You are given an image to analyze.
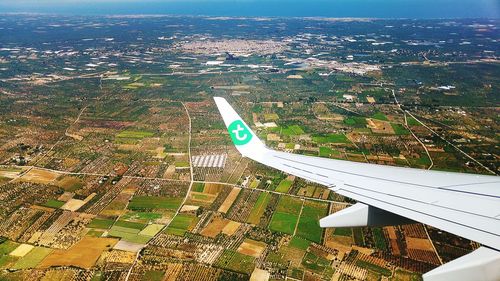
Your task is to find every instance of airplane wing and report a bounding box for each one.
[213,97,500,281]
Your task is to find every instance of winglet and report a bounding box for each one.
[213,97,266,159]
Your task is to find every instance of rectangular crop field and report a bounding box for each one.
[289,236,311,250]
[165,214,197,236]
[269,194,302,234]
[391,123,410,135]
[114,220,146,230]
[269,212,299,235]
[88,218,115,229]
[39,237,117,269]
[116,130,154,139]
[42,199,65,209]
[120,211,162,223]
[275,179,293,193]
[296,200,329,243]
[313,134,350,144]
[282,125,305,136]
[12,247,52,269]
[215,250,255,274]
[218,187,241,213]
[247,192,271,224]
[128,196,183,210]
[275,196,303,214]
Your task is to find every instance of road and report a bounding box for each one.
[391,89,434,170]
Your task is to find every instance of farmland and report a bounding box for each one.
[165,214,197,236]
[275,178,293,193]
[296,200,329,243]
[269,195,302,235]
[215,250,255,274]
[12,247,52,269]
[128,196,183,210]
[39,237,118,269]
[313,133,350,144]
[247,192,271,224]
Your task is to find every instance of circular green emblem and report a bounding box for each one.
[228,120,252,146]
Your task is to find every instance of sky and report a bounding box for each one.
[0,0,499,18]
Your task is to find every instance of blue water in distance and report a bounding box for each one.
[0,0,498,18]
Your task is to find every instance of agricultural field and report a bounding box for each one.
[313,133,350,144]
[215,250,256,274]
[42,199,65,209]
[275,177,294,193]
[247,192,271,224]
[39,237,118,269]
[296,200,329,243]
[12,247,53,270]
[87,218,115,229]
[269,195,302,235]
[164,214,197,236]
[128,196,183,211]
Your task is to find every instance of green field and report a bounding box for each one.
[139,224,164,237]
[301,251,331,274]
[275,196,303,214]
[333,227,353,237]
[289,236,311,250]
[353,228,365,246]
[86,229,104,237]
[88,218,115,229]
[164,214,196,236]
[191,193,211,201]
[192,182,204,192]
[406,116,421,126]
[344,116,368,127]
[356,260,392,276]
[247,192,271,224]
[269,194,303,234]
[296,201,329,243]
[372,112,389,121]
[313,133,350,144]
[109,225,140,235]
[319,146,341,158]
[0,254,18,268]
[372,227,388,251]
[264,113,279,121]
[393,269,423,281]
[215,250,255,274]
[391,123,411,135]
[415,154,432,166]
[128,196,183,210]
[108,226,150,244]
[275,179,293,193]
[116,130,154,139]
[0,240,19,255]
[288,268,305,280]
[249,179,260,189]
[0,240,20,268]
[142,270,165,281]
[12,247,52,269]
[269,212,299,235]
[175,160,190,168]
[42,199,65,208]
[120,211,162,223]
[282,125,305,136]
[114,220,146,230]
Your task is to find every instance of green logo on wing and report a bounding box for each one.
[228,120,252,146]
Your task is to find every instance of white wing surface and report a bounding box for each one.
[214,97,500,281]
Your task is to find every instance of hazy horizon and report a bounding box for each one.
[0,0,499,19]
